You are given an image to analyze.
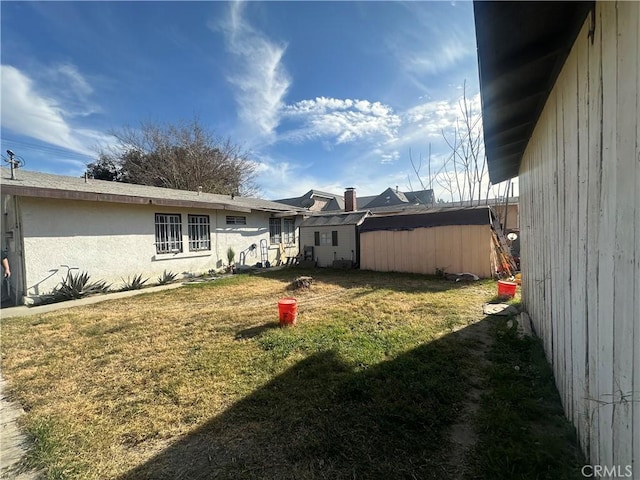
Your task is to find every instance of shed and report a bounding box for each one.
[359,207,498,278]
[298,212,369,267]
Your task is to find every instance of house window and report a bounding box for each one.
[269,218,281,244]
[155,214,182,254]
[314,230,338,246]
[226,215,247,225]
[283,218,295,244]
[188,215,211,251]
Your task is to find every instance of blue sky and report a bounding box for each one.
[1,1,495,200]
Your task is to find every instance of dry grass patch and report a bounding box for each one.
[2,270,494,479]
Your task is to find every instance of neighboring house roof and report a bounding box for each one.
[275,188,434,212]
[299,211,369,228]
[275,189,345,211]
[359,206,494,233]
[0,168,303,215]
[474,1,592,183]
[362,187,409,209]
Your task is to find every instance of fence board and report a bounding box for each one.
[596,2,617,466]
[585,4,603,460]
[612,1,636,467]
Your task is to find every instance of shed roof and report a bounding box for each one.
[299,211,369,228]
[359,206,494,233]
[474,1,593,183]
[0,168,302,215]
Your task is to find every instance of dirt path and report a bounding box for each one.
[443,317,495,478]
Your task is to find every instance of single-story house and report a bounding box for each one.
[475,0,638,468]
[0,167,304,305]
[297,211,369,268]
[359,206,500,278]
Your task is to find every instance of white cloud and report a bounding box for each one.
[213,2,291,141]
[282,97,401,145]
[403,40,471,76]
[0,64,110,157]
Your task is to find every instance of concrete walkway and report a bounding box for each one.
[0,282,184,319]
[0,378,42,479]
[0,281,187,477]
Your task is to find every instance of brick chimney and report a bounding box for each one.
[344,187,357,212]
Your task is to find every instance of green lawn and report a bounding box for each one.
[0,269,583,479]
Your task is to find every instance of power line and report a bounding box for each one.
[0,138,96,159]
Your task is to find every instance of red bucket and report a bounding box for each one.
[497,280,517,299]
[278,297,298,326]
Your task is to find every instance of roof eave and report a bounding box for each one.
[474,1,593,184]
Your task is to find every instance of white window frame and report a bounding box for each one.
[320,231,332,245]
[269,218,282,244]
[283,218,295,244]
[188,215,211,251]
[155,213,183,254]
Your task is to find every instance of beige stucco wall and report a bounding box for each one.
[18,197,289,296]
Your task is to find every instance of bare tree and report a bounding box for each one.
[409,81,509,205]
[87,118,258,196]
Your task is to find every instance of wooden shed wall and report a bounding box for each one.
[299,225,357,267]
[360,225,495,278]
[519,1,639,468]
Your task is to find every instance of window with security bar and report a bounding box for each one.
[188,215,211,251]
[283,218,295,244]
[269,218,281,244]
[155,213,183,254]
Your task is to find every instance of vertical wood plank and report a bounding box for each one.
[612,0,636,467]
[597,1,617,467]
[634,1,640,470]
[562,43,580,429]
[576,16,592,454]
[551,87,563,388]
[586,3,603,461]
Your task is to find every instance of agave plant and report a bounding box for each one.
[157,270,178,285]
[46,271,110,302]
[120,273,149,291]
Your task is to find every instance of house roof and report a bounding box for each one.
[275,187,434,212]
[359,206,494,233]
[275,189,345,211]
[0,168,303,215]
[299,211,369,228]
[474,1,593,183]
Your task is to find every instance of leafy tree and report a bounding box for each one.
[87,119,258,195]
[85,154,120,181]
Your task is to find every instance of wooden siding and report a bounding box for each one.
[519,2,639,468]
[299,225,357,267]
[360,225,495,278]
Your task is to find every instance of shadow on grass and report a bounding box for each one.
[117,322,485,480]
[234,322,280,340]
